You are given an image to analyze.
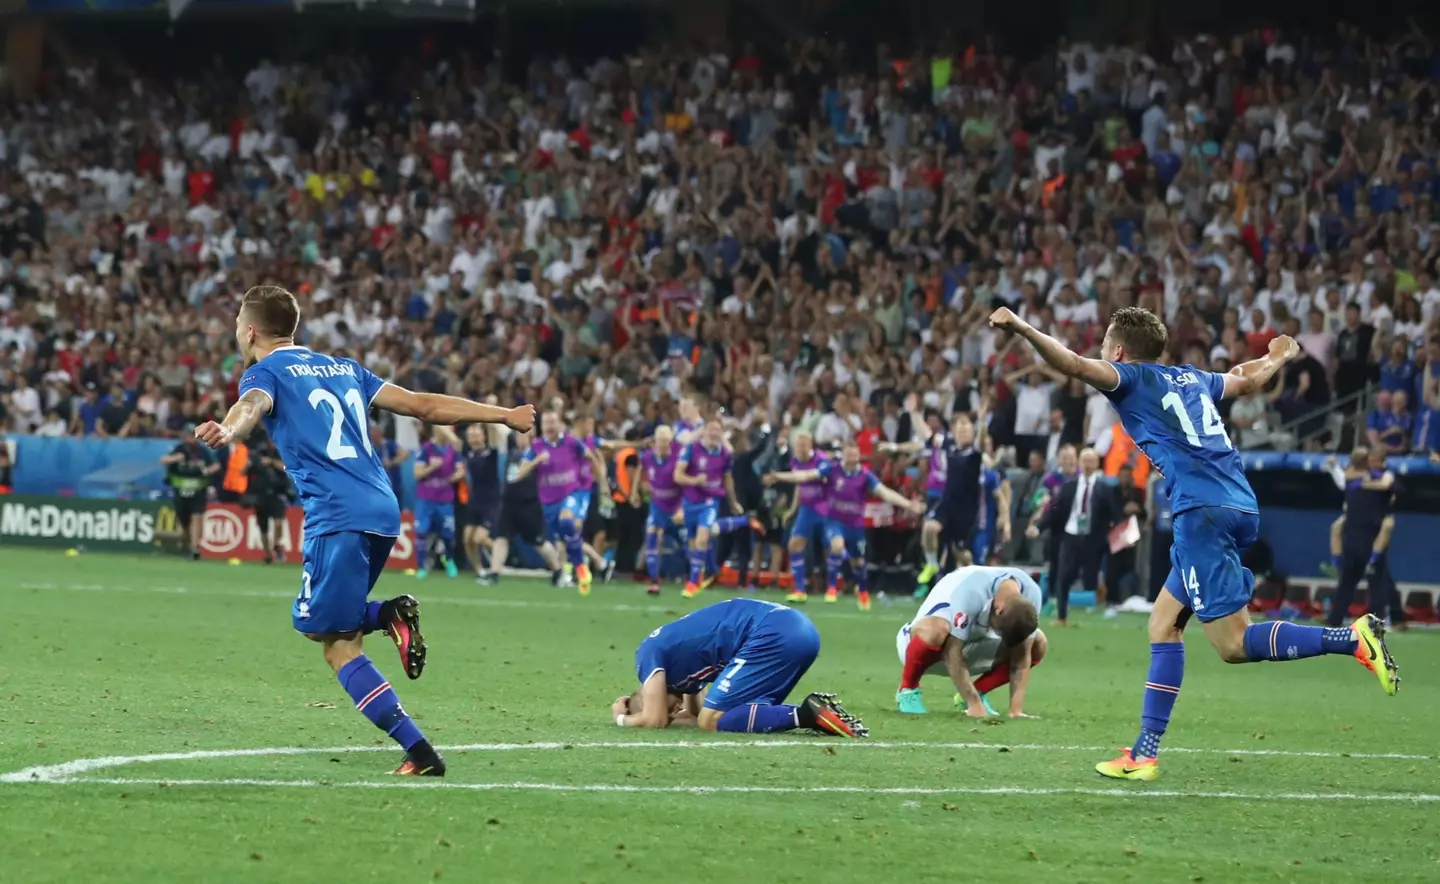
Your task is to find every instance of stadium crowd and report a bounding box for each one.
[3,24,1440,594]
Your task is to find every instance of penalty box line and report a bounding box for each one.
[13,776,1440,803]
[1,740,1432,785]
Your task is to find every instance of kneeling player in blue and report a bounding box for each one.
[993,305,1400,782]
[611,598,868,737]
[196,285,536,776]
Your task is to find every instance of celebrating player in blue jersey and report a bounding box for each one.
[631,425,686,596]
[413,425,463,579]
[989,305,1399,782]
[765,439,924,610]
[195,285,535,777]
[674,416,762,599]
[610,598,868,737]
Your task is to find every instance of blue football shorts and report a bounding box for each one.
[702,608,821,712]
[295,531,396,634]
[1164,507,1260,622]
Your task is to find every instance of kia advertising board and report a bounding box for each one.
[195,502,417,569]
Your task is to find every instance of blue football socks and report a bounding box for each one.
[338,655,424,750]
[716,704,800,733]
[361,601,385,634]
[644,529,661,581]
[715,515,749,534]
[790,549,808,594]
[1242,622,1357,662]
[688,544,707,584]
[1131,642,1183,759]
[826,548,845,588]
[560,519,584,567]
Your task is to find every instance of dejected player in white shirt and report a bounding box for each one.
[894,565,1046,717]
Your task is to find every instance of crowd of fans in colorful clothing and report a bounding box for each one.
[3,24,1440,571]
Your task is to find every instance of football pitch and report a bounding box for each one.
[2,550,1437,883]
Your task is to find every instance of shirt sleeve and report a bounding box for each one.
[815,460,834,480]
[863,470,880,493]
[634,639,667,686]
[238,363,277,410]
[1104,361,1142,402]
[677,444,693,465]
[1204,370,1227,404]
[947,582,986,641]
[355,362,388,406]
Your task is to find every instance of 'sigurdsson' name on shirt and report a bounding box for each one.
[282,362,358,379]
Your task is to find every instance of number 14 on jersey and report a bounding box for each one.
[1160,391,1232,449]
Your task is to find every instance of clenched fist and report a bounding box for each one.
[989,307,1023,331]
[506,404,537,433]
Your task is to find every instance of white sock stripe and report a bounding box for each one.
[355,682,392,712]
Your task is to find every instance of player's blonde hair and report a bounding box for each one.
[240,285,301,339]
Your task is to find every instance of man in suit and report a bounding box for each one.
[1039,447,1121,625]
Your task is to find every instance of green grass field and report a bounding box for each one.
[2,549,1437,883]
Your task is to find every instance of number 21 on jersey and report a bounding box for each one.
[309,388,374,461]
[1160,391,1231,449]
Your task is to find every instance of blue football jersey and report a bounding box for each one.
[635,598,788,694]
[1103,362,1257,517]
[238,346,401,538]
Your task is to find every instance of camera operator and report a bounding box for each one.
[162,429,219,560]
[246,431,293,564]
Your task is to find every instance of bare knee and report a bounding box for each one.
[913,616,951,647]
[829,537,846,556]
[319,633,364,672]
[788,537,807,554]
[1215,638,1249,664]
[1146,598,1187,644]
[1029,629,1049,665]
[923,520,940,539]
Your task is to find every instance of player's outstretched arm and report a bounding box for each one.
[879,440,927,455]
[195,389,273,448]
[762,468,822,485]
[1222,335,1298,399]
[372,384,536,431]
[989,308,1120,392]
[873,481,925,514]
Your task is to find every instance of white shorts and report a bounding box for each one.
[895,622,1004,678]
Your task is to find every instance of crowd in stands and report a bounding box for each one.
[4,23,1440,477]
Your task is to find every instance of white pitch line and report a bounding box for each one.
[14,776,1440,803]
[2,740,1431,784]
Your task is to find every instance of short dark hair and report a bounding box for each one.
[1107,306,1168,361]
[240,285,300,339]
